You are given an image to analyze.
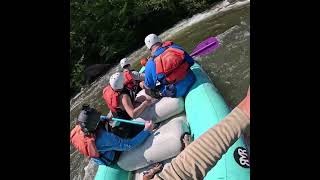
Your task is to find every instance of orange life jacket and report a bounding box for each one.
[154,41,190,84]
[102,85,120,113]
[140,58,148,66]
[70,125,100,158]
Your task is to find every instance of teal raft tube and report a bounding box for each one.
[185,63,250,180]
[95,63,250,180]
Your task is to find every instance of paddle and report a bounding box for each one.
[111,117,145,126]
[110,37,221,126]
[100,115,145,126]
[190,36,219,57]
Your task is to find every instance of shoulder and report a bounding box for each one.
[145,60,156,70]
[170,43,184,51]
[119,92,132,103]
[119,92,129,99]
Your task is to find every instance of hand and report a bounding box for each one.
[144,120,154,131]
[144,99,153,106]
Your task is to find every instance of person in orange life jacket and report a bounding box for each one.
[70,104,154,166]
[103,72,153,120]
[143,34,196,98]
[120,57,145,94]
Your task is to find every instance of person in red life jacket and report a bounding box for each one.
[120,57,145,94]
[103,72,154,138]
[143,34,196,98]
[103,72,153,121]
[70,104,154,166]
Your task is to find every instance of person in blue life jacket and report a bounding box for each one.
[70,105,154,166]
[143,34,196,98]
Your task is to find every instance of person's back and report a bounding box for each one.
[93,117,153,165]
[70,104,154,166]
[143,34,195,98]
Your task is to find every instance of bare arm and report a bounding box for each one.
[150,89,250,180]
[121,94,151,119]
[151,108,250,180]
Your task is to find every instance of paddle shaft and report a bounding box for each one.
[111,118,145,126]
[190,40,217,57]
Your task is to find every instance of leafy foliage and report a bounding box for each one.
[70,0,221,97]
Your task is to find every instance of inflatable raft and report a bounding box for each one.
[95,62,250,180]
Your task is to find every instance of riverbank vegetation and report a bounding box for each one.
[70,0,221,97]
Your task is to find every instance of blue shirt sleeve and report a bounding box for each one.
[144,59,157,89]
[109,130,151,151]
[96,129,151,152]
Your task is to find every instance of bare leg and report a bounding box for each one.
[181,133,192,151]
[182,133,191,148]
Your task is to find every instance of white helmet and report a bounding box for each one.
[109,72,124,90]
[145,34,162,49]
[120,58,130,68]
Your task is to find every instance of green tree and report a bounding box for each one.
[70,0,220,97]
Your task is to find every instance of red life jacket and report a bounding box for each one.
[102,85,120,113]
[154,41,190,84]
[70,125,100,158]
[103,85,135,120]
[123,70,135,90]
